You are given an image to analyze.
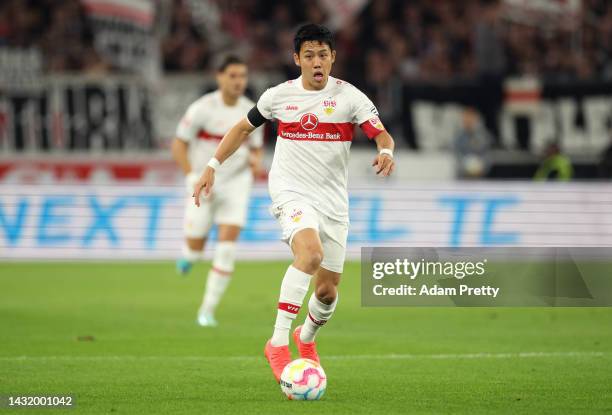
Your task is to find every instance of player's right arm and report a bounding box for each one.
[193,118,256,206]
[172,137,204,196]
[171,138,191,175]
[174,102,203,195]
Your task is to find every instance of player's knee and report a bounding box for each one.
[315,283,337,305]
[305,249,324,272]
[186,237,206,251]
[295,246,323,273]
[213,241,237,272]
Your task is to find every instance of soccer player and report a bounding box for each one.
[171,55,264,327]
[193,24,395,380]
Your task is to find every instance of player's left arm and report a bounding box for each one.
[372,130,395,176]
[351,86,396,177]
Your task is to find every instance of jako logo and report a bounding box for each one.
[300,113,319,130]
[285,105,298,111]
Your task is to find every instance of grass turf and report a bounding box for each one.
[0,261,611,414]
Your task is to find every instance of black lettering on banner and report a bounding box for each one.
[0,79,154,151]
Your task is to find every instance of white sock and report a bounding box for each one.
[182,244,201,262]
[270,265,312,346]
[200,241,236,316]
[300,293,338,343]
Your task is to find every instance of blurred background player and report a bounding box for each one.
[193,24,395,381]
[454,107,492,179]
[171,55,264,327]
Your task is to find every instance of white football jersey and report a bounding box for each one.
[176,90,264,182]
[253,76,385,222]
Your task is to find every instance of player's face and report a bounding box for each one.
[294,41,336,90]
[217,64,248,99]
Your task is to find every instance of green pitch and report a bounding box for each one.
[1,262,611,414]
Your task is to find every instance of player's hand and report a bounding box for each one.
[193,167,215,207]
[372,153,395,176]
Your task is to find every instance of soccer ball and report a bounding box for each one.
[279,358,327,400]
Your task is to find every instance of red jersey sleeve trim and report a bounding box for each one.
[359,117,385,139]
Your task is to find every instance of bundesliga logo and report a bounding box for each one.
[369,117,385,131]
[300,113,319,130]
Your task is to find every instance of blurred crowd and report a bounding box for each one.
[1,0,611,81]
[164,0,612,83]
[0,0,109,73]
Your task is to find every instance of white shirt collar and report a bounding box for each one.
[295,75,335,93]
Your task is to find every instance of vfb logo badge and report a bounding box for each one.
[323,99,336,115]
[300,113,319,131]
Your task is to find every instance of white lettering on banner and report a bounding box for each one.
[0,79,153,151]
[412,102,462,151]
[1,183,611,260]
[414,98,612,155]
[0,48,43,89]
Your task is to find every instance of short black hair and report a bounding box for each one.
[293,23,335,54]
[217,55,245,72]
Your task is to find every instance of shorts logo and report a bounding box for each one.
[369,116,385,131]
[290,208,303,222]
[323,99,336,115]
[285,105,299,111]
[300,113,319,131]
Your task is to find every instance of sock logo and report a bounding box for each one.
[211,266,232,277]
[308,313,327,326]
[279,302,301,314]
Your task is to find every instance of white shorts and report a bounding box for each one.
[270,199,349,274]
[184,172,252,238]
